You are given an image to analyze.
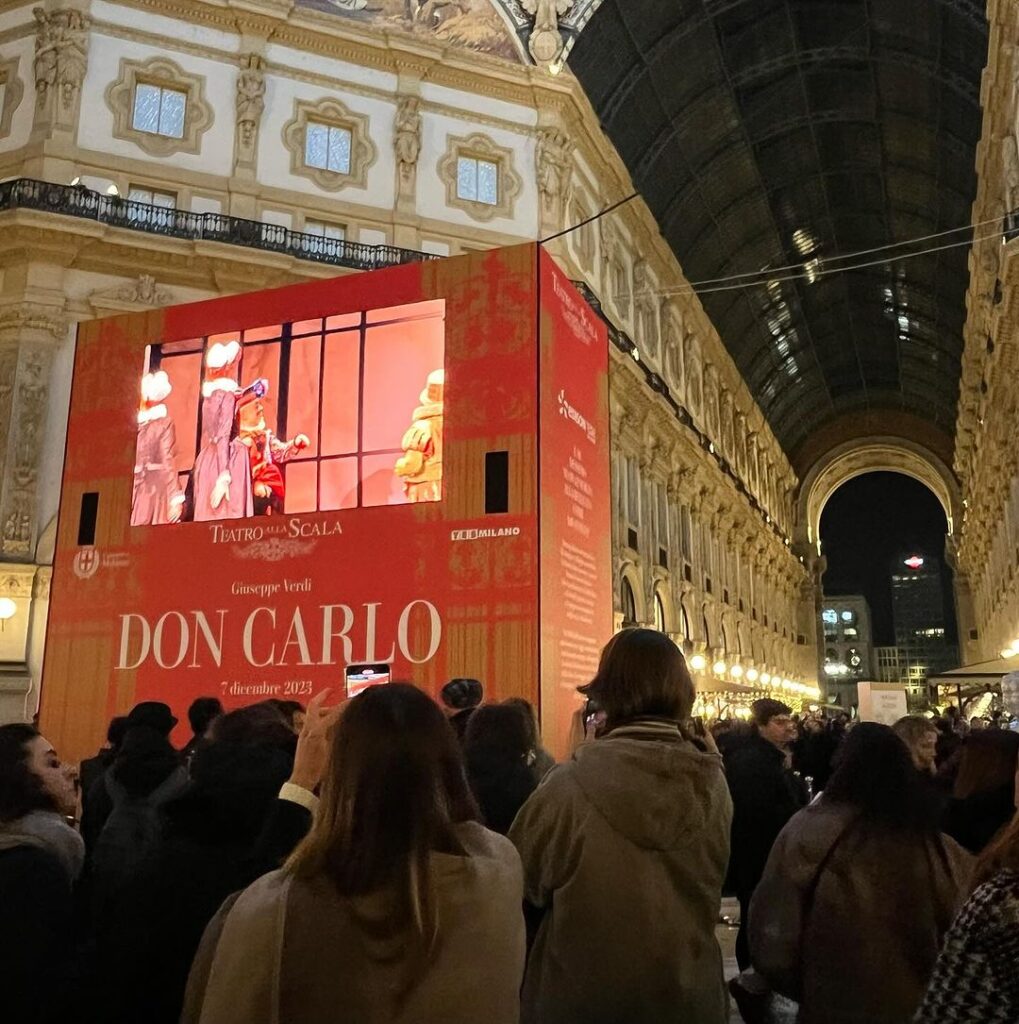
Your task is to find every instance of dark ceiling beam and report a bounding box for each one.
[568,0,985,452]
[728,45,980,105]
[652,142,975,239]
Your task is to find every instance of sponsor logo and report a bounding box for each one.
[450,527,522,542]
[73,547,101,579]
[557,390,597,444]
[552,275,597,346]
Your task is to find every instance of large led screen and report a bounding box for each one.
[130,299,445,524]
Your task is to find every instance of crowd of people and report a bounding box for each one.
[1,629,1017,1023]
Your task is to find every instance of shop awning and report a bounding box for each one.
[928,656,1017,688]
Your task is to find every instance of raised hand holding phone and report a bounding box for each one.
[289,688,345,793]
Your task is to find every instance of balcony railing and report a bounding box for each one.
[0,178,434,272]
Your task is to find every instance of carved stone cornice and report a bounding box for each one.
[0,565,35,597]
[88,275,175,315]
[0,301,68,342]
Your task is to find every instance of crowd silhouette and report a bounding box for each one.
[2,627,1017,1023]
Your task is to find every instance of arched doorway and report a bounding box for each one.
[818,472,959,711]
[799,437,961,555]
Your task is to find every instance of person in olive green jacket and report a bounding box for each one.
[509,628,733,1024]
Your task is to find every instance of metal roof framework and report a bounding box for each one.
[569,0,989,453]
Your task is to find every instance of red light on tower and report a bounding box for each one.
[904,556,924,570]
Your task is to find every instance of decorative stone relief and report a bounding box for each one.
[566,189,595,270]
[395,96,422,199]
[1002,133,1019,215]
[520,1,574,67]
[0,304,64,562]
[33,565,52,600]
[33,7,89,119]
[661,302,683,389]
[89,275,174,314]
[720,391,734,459]
[0,568,35,598]
[536,126,571,228]
[633,260,659,360]
[235,54,266,169]
[0,57,25,139]
[703,365,720,440]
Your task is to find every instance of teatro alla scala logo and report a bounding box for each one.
[73,546,101,580]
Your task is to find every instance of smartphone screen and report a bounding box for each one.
[344,663,391,699]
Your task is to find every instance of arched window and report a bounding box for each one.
[679,602,691,641]
[721,620,732,654]
[621,578,637,628]
[654,591,666,632]
[703,611,712,648]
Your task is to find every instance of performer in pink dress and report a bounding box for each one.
[131,370,185,526]
[192,340,264,522]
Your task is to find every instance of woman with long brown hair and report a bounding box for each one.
[182,684,525,1024]
[749,723,971,1024]
[916,771,1019,1022]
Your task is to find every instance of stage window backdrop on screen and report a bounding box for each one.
[131,299,445,525]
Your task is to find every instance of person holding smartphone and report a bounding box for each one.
[509,628,732,1024]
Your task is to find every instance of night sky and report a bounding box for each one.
[819,472,957,645]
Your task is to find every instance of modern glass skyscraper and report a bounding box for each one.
[890,554,958,687]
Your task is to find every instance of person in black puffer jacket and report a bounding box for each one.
[93,702,305,1024]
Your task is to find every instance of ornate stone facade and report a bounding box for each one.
[0,0,816,720]
[952,2,1019,665]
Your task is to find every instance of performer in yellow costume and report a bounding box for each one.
[395,369,444,503]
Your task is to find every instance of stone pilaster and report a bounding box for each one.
[0,303,67,563]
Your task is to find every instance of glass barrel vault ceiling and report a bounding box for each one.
[569,0,989,455]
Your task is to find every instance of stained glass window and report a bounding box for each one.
[305,121,352,174]
[456,156,499,205]
[132,83,186,138]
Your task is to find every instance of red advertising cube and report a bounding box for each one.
[41,244,611,761]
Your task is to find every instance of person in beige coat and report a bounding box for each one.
[749,722,973,1024]
[509,628,733,1024]
[182,683,525,1024]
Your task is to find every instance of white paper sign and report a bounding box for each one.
[857,681,909,725]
